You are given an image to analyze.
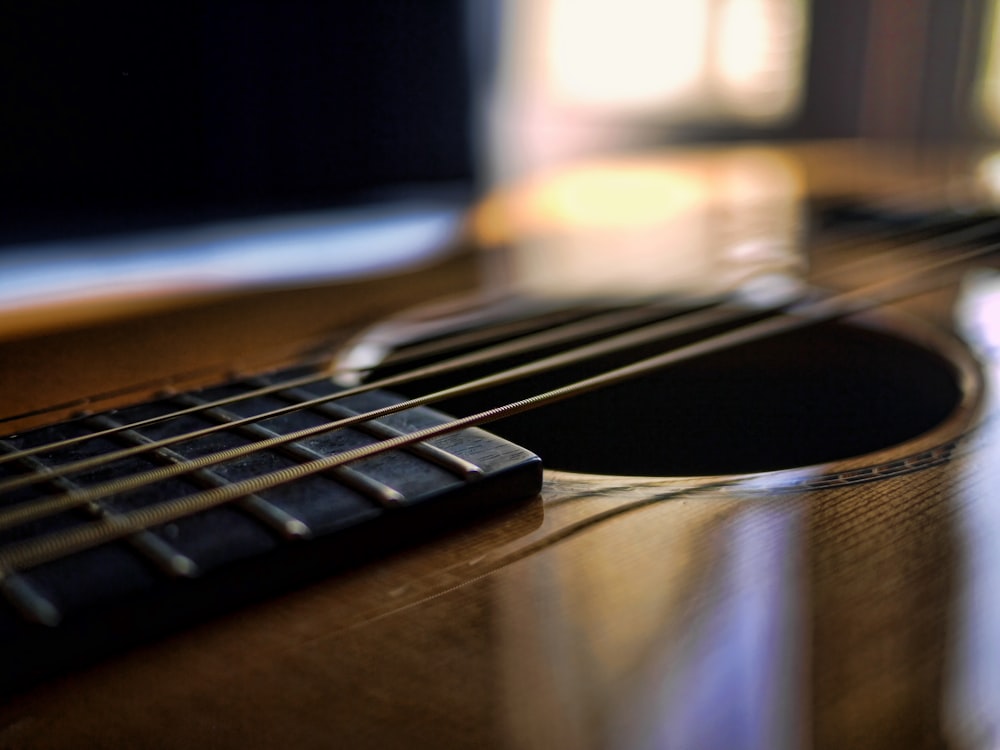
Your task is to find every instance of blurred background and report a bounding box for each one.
[4,1,999,240]
[484,0,994,174]
[2,0,1000,299]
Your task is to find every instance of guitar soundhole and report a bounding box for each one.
[382,314,966,476]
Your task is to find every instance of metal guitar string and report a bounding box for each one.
[0,303,759,526]
[0,304,697,470]
[1,207,991,513]
[0,203,990,464]
[0,209,995,474]
[0,216,994,515]
[0,237,995,574]
[0,303,604,456]
[0,303,745,497]
[363,303,607,368]
[0,204,993,468]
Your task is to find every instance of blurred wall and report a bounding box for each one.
[0,2,474,244]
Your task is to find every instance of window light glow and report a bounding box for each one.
[489,0,809,182]
[716,0,808,121]
[546,0,711,112]
[499,0,807,120]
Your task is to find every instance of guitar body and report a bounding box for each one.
[0,143,997,749]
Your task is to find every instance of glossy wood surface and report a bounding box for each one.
[1,143,998,749]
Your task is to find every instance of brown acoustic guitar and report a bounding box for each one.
[0,143,997,750]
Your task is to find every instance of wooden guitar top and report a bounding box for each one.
[0,142,998,749]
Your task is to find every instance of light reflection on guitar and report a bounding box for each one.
[0,143,999,749]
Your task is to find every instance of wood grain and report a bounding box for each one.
[0,143,998,749]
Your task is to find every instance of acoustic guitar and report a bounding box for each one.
[0,142,997,749]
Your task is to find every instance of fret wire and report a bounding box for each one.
[169,392,407,506]
[0,301,744,496]
[0,210,993,472]
[0,239,991,575]
[0,571,61,626]
[0,302,754,529]
[0,437,199,578]
[83,412,313,539]
[276,388,484,480]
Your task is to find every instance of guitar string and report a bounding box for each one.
[0,214,993,501]
[0,303,678,469]
[0,342,338,430]
[3,199,995,460]
[0,303,760,527]
[0,208,987,506]
[361,303,608,368]
[0,203,987,462]
[342,194,986,368]
[0,209,994,472]
[0,238,994,571]
[0,302,736,495]
[809,211,1000,275]
[0,369,323,465]
[0,232,995,548]
[0,302,599,464]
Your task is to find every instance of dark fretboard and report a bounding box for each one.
[0,368,541,692]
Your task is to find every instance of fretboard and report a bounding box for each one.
[0,367,541,692]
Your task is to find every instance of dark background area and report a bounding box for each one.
[794,0,987,141]
[0,1,474,245]
[0,0,989,248]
